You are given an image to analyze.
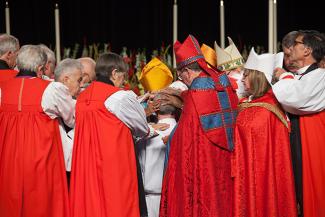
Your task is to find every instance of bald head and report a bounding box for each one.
[78,57,96,84]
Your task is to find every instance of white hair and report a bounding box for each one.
[0,33,19,56]
[54,58,83,81]
[38,44,56,71]
[16,45,47,72]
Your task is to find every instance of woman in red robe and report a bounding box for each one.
[232,49,297,217]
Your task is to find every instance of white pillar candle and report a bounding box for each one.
[173,0,178,69]
[273,0,277,53]
[55,3,61,62]
[5,1,10,34]
[268,0,274,53]
[220,0,225,49]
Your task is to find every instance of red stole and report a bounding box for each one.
[300,112,325,217]
[70,81,140,217]
[0,78,69,217]
[232,91,297,217]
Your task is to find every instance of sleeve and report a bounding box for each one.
[41,82,76,128]
[272,69,325,115]
[105,90,152,138]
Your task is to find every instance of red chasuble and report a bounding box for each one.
[300,112,325,217]
[0,78,70,217]
[232,90,297,217]
[160,74,238,217]
[0,69,18,83]
[70,81,140,217]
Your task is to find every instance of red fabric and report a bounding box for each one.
[300,112,325,217]
[0,69,18,84]
[160,90,233,217]
[0,78,69,217]
[70,81,140,217]
[232,91,297,217]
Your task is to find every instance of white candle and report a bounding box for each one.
[5,1,10,34]
[55,3,61,62]
[273,0,277,53]
[268,0,274,53]
[173,0,178,69]
[220,0,225,49]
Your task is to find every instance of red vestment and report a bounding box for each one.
[0,77,70,217]
[70,81,140,217]
[0,69,18,83]
[232,91,297,217]
[160,74,237,217]
[300,112,325,217]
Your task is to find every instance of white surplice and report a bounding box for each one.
[138,117,177,217]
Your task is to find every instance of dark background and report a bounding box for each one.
[0,0,324,54]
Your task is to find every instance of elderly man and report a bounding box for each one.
[0,45,80,217]
[0,33,19,82]
[78,57,96,87]
[50,58,83,174]
[160,35,238,217]
[273,30,325,217]
[39,44,56,80]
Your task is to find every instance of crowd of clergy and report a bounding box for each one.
[0,30,325,217]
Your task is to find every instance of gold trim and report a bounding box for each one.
[18,78,25,112]
[238,102,289,130]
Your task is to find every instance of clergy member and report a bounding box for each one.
[0,33,19,83]
[0,45,80,217]
[273,30,325,217]
[70,52,155,217]
[232,48,297,217]
[160,35,238,217]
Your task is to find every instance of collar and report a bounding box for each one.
[296,65,311,75]
[16,70,37,77]
[0,59,10,70]
[157,117,176,125]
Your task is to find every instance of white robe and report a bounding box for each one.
[272,65,325,114]
[138,117,177,217]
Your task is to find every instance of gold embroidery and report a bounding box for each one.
[239,102,289,130]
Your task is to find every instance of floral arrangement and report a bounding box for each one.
[56,41,270,95]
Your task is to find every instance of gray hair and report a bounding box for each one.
[16,45,47,72]
[282,31,299,49]
[154,93,177,115]
[0,33,19,56]
[38,44,56,71]
[54,58,83,81]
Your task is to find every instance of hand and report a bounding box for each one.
[145,99,161,116]
[153,87,182,97]
[158,94,183,109]
[162,136,169,144]
[273,67,286,79]
[150,123,170,131]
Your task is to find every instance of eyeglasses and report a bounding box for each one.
[177,68,187,81]
[293,40,304,46]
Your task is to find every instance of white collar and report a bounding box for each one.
[158,117,176,125]
[297,65,311,75]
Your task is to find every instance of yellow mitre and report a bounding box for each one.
[201,44,217,68]
[214,37,244,71]
[139,57,173,91]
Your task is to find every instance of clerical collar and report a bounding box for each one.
[16,70,37,77]
[0,59,10,70]
[296,65,311,75]
[96,75,114,86]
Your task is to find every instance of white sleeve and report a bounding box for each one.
[41,82,76,128]
[272,68,325,115]
[105,90,150,138]
[58,121,74,171]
